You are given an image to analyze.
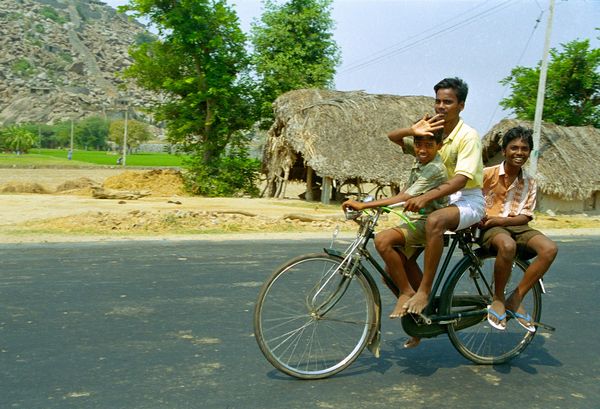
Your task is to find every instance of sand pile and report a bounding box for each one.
[102,169,186,197]
[0,182,50,194]
[0,169,187,197]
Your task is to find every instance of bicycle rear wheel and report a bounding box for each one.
[254,253,376,379]
[441,255,541,364]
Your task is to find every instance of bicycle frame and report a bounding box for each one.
[329,206,503,339]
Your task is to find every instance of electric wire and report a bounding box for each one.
[485,8,545,131]
[338,0,519,75]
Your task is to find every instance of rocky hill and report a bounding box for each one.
[0,0,158,125]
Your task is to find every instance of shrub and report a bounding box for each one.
[183,154,261,197]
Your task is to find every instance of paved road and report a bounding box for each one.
[0,235,598,409]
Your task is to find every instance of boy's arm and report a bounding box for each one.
[387,114,444,152]
[481,214,531,229]
[342,192,413,211]
[403,174,467,212]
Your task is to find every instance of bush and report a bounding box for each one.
[11,59,34,77]
[183,155,261,197]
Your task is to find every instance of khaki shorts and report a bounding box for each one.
[392,219,427,259]
[480,224,543,258]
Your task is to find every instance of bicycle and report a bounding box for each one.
[253,201,554,379]
[336,179,397,201]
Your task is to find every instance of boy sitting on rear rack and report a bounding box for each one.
[342,129,448,336]
[480,126,558,332]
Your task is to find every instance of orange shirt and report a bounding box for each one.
[483,163,536,218]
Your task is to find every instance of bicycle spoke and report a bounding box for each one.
[254,254,375,379]
[443,255,541,364]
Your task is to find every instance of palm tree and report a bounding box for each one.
[1,126,38,153]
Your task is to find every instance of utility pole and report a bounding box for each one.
[530,0,555,176]
[69,119,74,160]
[122,102,128,167]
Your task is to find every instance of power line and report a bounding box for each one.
[485,9,545,131]
[338,0,519,75]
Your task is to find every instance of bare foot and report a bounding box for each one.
[403,337,421,349]
[404,291,429,315]
[389,293,413,319]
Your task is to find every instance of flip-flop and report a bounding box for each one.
[487,305,507,330]
[507,309,536,333]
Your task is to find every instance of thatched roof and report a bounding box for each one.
[263,89,434,185]
[482,119,600,201]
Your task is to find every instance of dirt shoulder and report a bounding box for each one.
[1,168,599,244]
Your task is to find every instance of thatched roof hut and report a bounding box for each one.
[263,89,434,202]
[482,119,600,213]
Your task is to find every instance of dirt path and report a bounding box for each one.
[1,168,599,244]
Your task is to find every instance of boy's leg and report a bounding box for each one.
[374,228,414,295]
[506,233,558,313]
[405,252,423,290]
[486,229,517,328]
[404,206,460,315]
[374,227,416,318]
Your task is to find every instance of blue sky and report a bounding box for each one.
[105,0,600,134]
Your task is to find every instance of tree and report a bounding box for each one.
[250,0,341,127]
[0,126,38,153]
[120,0,259,196]
[109,119,152,150]
[500,38,600,128]
[76,116,109,150]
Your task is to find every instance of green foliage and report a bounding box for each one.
[0,126,38,153]
[183,147,261,197]
[76,116,110,150]
[134,31,156,45]
[500,38,600,128]
[109,118,152,150]
[120,0,259,196]
[250,0,341,128]
[39,6,66,24]
[11,58,34,77]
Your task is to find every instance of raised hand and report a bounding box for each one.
[411,114,444,137]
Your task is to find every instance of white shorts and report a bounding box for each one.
[449,188,485,231]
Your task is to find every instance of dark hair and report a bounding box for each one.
[502,126,534,150]
[434,77,469,103]
[414,129,443,144]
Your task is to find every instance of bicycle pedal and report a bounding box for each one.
[408,312,432,325]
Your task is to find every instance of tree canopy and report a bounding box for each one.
[500,38,600,128]
[119,0,341,196]
[251,0,341,127]
[0,126,37,153]
[120,0,259,196]
[121,0,256,160]
[109,119,152,150]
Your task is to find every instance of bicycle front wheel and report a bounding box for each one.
[254,253,376,379]
[441,255,541,364]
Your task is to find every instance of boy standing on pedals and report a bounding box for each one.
[480,126,558,332]
[342,129,448,347]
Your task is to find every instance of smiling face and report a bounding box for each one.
[502,137,531,169]
[414,136,440,165]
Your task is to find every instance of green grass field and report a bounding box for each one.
[0,149,187,167]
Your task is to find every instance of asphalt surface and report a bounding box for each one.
[0,235,598,409]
